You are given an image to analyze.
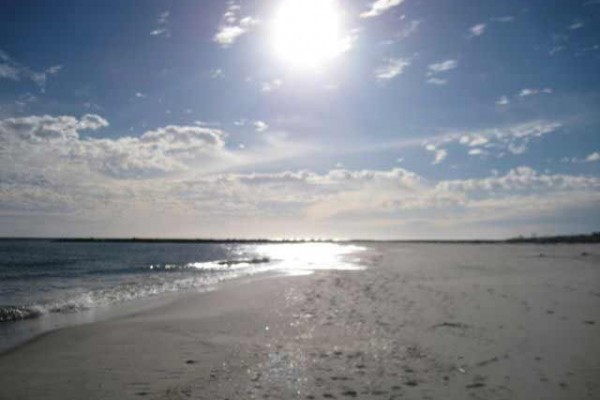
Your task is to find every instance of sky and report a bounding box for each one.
[0,0,599,239]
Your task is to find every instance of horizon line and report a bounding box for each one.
[0,233,598,244]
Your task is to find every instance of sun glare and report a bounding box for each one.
[271,0,346,70]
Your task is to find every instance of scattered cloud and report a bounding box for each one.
[194,120,221,127]
[469,23,487,37]
[426,59,457,85]
[374,58,411,81]
[214,3,259,47]
[568,21,584,30]
[210,68,225,79]
[360,0,403,19]
[519,88,553,97]
[586,152,600,162]
[438,166,599,193]
[1,116,596,237]
[425,144,448,165]
[387,20,421,43]
[428,60,458,74]
[549,45,565,56]
[260,78,283,93]
[426,77,447,85]
[232,118,269,133]
[496,96,510,106]
[253,121,269,132]
[15,92,38,107]
[77,114,110,130]
[496,88,553,105]
[339,28,362,54]
[491,16,515,23]
[563,152,600,163]
[468,148,487,156]
[150,11,170,37]
[427,121,562,158]
[0,50,61,91]
[239,166,600,226]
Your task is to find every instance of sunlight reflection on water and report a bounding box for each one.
[251,243,367,275]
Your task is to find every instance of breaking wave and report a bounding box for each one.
[1,243,366,324]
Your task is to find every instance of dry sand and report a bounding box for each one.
[0,243,598,399]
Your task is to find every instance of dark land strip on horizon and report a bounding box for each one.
[0,232,598,244]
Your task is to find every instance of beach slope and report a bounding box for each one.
[0,243,598,399]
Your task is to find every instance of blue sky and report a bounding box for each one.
[0,0,599,239]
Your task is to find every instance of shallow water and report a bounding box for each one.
[0,240,365,351]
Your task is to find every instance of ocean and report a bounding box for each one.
[0,240,365,351]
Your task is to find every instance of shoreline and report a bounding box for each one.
[0,241,369,354]
[1,243,598,399]
[0,268,292,355]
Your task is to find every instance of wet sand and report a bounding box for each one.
[0,243,598,399]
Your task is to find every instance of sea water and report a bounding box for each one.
[0,240,365,351]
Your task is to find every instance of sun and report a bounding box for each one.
[271,0,347,70]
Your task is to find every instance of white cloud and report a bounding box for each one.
[437,166,600,193]
[15,93,38,108]
[150,28,168,36]
[496,96,510,105]
[393,20,421,42]
[0,114,106,142]
[1,121,598,238]
[563,152,600,164]
[360,0,403,18]
[304,166,600,224]
[374,58,410,80]
[214,3,259,47]
[210,68,225,79]
[429,121,562,157]
[424,145,448,165]
[0,63,19,80]
[497,88,552,105]
[426,59,457,85]
[253,121,269,132]
[519,88,553,97]
[469,136,489,147]
[585,152,600,162]
[433,149,448,164]
[469,23,487,37]
[426,77,447,85]
[0,50,61,91]
[568,21,584,30]
[78,114,109,131]
[260,78,283,93]
[468,148,486,156]
[491,16,515,23]
[214,26,245,46]
[428,59,458,73]
[150,11,170,37]
[194,120,221,127]
[0,115,229,179]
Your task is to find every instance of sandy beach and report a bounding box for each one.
[0,243,598,400]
